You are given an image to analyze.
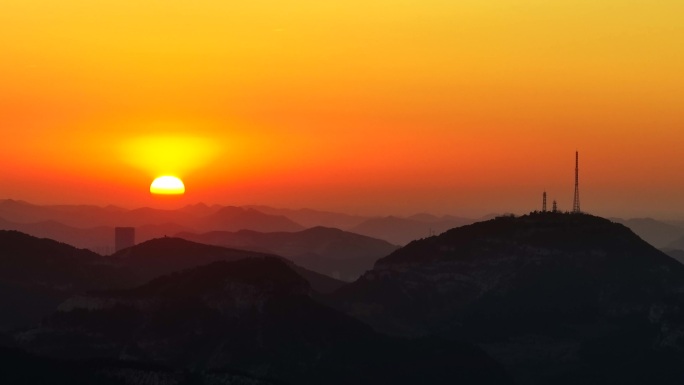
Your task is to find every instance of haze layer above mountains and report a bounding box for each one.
[3,199,684,250]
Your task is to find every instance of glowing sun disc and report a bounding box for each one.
[150,176,185,195]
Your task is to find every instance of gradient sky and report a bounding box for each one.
[1,0,683,218]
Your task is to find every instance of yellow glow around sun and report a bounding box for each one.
[150,176,186,195]
[121,125,220,176]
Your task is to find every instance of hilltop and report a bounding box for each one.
[333,212,684,384]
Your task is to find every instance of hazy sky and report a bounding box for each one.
[1,1,683,218]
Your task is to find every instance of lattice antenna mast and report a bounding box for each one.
[572,151,580,213]
[542,191,547,212]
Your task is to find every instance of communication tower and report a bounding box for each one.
[572,151,581,213]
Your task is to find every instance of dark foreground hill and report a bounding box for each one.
[332,213,684,384]
[0,344,284,385]
[16,258,512,385]
[0,232,343,332]
[0,231,131,330]
[176,226,399,281]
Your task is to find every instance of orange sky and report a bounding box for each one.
[1,0,683,218]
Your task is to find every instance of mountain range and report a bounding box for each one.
[349,214,477,245]
[176,226,399,281]
[4,199,684,251]
[112,237,346,294]
[0,199,484,250]
[4,208,684,383]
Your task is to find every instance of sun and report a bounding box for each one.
[150,176,185,195]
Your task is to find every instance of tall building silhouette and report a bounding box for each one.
[115,227,135,252]
[542,191,547,212]
[572,151,580,213]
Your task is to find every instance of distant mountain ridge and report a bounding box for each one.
[0,199,305,231]
[0,200,307,251]
[244,205,370,229]
[666,235,684,251]
[111,237,346,294]
[1,199,501,250]
[611,217,684,248]
[176,226,399,281]
[349,215,476,245]
[0,216,192,253]
[198,206,304,232]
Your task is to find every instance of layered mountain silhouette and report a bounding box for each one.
[350,215,475,245]
[18,258,512,385]
[0,216,112,252]
[196,206,304,232]
[611,217,684,248]
[0,216,193,253]
[333,213,684,384]
[0,200,303,232]
[176,226,398,281]
[0,199,489,252]
[0,200,118,226]
[177,202,225,216]
[0,200,307,252]
[112,237,345,293]
[244,205,370,229]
